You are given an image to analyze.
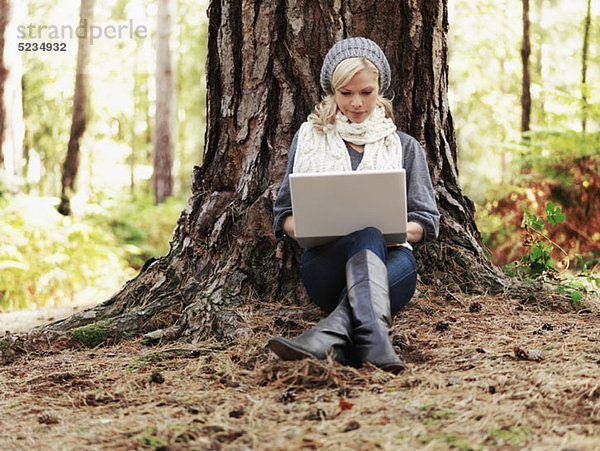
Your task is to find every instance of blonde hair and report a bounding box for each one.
[308,57,394,130]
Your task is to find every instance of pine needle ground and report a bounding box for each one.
[1,289,599,450]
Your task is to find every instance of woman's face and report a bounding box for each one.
[334,69,379,123]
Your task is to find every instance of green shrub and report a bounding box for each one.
[504,202,597,304]
[0,192,185,310]
[0,196,137,310]
[479,130,600,270]
[83,192,186,269]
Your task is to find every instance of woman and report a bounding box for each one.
[269,37,440,372]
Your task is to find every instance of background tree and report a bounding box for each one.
[0,0,8,169]
[580,0,591,132]
[0,0,25,178]
[531,0,547,127]
[58,0,94,215]
[152,0,175,204]
[521,0,532,134]
[31,0,508,346]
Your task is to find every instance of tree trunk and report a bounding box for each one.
[130,103,136,193]
[0,0,8,169]
[0,0,24,178]
[24,0,507,348]
[152,0,175,204]
[130,40,144,194]
[581,0,591,132]
[58,0,94,215]
[521,0,531,134]
[533,0,545,127]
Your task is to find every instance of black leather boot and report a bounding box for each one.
[346,249,405,372]
[267,297,352,363]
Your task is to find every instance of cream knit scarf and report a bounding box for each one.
[293,106,403,173]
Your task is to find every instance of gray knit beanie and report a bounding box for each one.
[320,37,391,95]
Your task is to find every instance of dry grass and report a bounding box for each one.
[1,290,600,450]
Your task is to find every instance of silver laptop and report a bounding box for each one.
[289,169,407,248]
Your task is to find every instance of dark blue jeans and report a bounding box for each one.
[300,227,418,315]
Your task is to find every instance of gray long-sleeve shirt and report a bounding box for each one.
[273,129,440,243]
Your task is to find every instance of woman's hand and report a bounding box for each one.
[285,215,419,243]
[407,221,424,243]
[283,215,296,239]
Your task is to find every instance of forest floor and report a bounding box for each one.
[1,288,600,450]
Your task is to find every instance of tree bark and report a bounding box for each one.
[581,0,591,132]
[58,0,94,215]
[152,0,175,204]
[24,0,508,348]
[521,0,531,134]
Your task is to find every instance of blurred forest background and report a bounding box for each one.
[0,0,598,312]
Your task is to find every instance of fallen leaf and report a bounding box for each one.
[339,400,353,411]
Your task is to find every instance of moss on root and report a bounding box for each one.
[0,339,9,352]
[70,320,114,348]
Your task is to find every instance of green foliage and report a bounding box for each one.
[84,192,186,269]
[449,0,600,204]
[544,201,566,226]
[130,352,165,370]
[574,255,600,287]
[488,425,531,445]
[518,130,600,186]
[479,128,600,272]
[419,432,473,450]
[0,192,184,310]
[506,202,596,304]
[557,280,585,305]
[521,206,545,232]
[0,196,136,310]
[141,427,166,448]
[518,202,565,277]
